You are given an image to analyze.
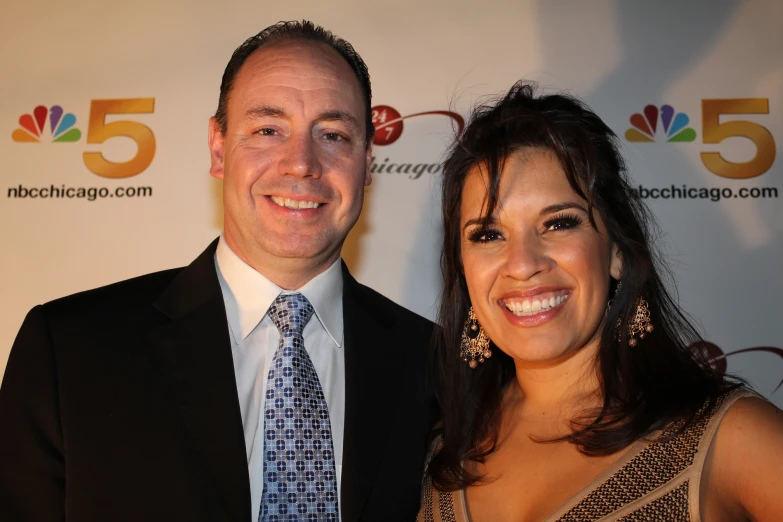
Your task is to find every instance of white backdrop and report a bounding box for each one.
[2,0,782,406]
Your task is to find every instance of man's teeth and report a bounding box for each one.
[504,294,569,316]
[270,196,321,210]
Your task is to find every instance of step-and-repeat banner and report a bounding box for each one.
[2,0,782,406]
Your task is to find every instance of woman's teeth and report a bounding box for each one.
[504,294,569,316]
[270,196,321,209]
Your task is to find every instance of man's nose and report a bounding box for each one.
[278,133,322,178]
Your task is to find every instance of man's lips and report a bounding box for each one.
[268,195,323,210]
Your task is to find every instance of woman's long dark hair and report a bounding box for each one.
[429,82,739,491]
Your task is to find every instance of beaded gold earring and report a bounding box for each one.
[460,307,491,369]
[627,297,654,347]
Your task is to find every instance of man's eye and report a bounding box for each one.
[257,128,278,136]
[467,228,502,243]
[323,132,346,142]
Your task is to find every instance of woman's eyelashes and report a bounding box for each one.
[543,212,583,231]
[467,227,503,243]
[466,213,584,243]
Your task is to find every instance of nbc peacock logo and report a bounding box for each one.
[11,105,81,143]
[625,104,696,143]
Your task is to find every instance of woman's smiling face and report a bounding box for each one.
[460,148,623,367]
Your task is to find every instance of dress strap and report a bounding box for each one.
[687,389,761,522]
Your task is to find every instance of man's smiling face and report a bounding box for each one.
[209,40,372,287]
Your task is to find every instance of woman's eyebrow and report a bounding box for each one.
[462,202,587,231]
[462,216,497,231]
[539,202,587,216]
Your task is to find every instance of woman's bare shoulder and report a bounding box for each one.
[705,394,783,521]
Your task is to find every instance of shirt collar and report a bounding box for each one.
[214,236,343,347]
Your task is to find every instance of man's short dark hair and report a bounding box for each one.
[214,20,375,145]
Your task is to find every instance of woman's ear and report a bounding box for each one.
[610,243,623,280]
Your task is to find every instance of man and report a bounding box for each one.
[0,21,438,522]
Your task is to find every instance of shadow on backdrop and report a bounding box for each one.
[342,184,374,275]
[538,0,741,109]
[537,0,783,397]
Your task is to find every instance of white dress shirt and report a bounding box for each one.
[214,237,345,521]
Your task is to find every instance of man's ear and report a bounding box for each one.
[208,117,225,179]
[364,142,373,187]
[610,243,623,280]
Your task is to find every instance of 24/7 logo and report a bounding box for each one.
[625,98,777,179]
[371,105,464,146]
[12,98,156,178]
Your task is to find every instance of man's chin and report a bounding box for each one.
[259,237,341,264]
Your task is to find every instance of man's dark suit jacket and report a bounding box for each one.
[0,240,438,522]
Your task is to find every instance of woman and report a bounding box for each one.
[419,82,783,521]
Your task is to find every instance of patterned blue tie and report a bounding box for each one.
[260,293,339,522]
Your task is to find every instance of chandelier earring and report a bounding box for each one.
[626,297,654,347]
[460,307,491,369]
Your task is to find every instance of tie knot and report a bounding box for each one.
[268,293,314,336]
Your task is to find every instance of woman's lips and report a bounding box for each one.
[496,288,572,326]
[501,290,571,317]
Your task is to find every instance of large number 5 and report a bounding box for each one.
[83,98,156,178]
[700,98,776,179]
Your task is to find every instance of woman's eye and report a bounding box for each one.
[544,213,583,231]
[468,228,502,243]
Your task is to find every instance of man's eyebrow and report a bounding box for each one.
[315,110,361,130]
[540,202,587,216]
[245,105,287,120]
[243,107,360,130]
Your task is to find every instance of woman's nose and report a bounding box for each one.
[501,233,553,281]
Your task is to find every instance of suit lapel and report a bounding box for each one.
[149,240,250,522]
[340,264,407,522]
